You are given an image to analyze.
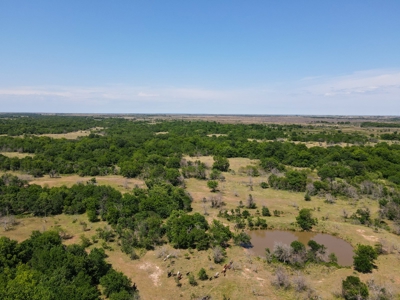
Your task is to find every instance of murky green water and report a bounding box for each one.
[248,230,354,266]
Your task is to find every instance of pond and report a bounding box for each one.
[248,230,354,266]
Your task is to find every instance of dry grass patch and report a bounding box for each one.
[0,214,106,244]
[29,174,146,192]
[0,152,34,158]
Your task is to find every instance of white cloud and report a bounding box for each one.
[301,69,400,97]
[0,69,399,114]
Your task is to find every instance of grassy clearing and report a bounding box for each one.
[29,174,146,192]
[0,171,146,193]
[0,214,106,245]
[0,152,35,158]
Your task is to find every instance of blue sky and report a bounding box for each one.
[1,1,400,114]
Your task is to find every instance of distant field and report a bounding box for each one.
[0,127,104,139]
[0,151,34,158]
[37,126,104,139]
[29,174,146,192]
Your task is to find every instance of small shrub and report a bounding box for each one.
[262,206,271,217]
[273,266,290,289]
[80,234,92,248]
[304,191,311,201]
[188,273,197,286]
[198,268,208,281]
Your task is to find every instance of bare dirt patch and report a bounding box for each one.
[356,229,379,242]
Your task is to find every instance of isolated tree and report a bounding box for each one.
[342,276,369,300]
[353,244,378,273]
[212,156,230,172]
[246,194,256,209]
[262,206,271,217]
[207,180,218,192]
[296,209,317,231]
[198,268,208,280]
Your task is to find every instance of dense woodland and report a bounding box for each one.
[1,115,400,299]
[0,231,139,299]
[0,115,400,231]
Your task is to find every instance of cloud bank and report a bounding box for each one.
[0,69,399,115]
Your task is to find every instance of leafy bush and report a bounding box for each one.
[353,244,378,273]
[296,209,317,231]
[198,268,208,280]
[342,276,369,300]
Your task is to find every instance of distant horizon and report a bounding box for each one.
[1,112,399,118]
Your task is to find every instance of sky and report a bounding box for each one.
[1,1,400,115]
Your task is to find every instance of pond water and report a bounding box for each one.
[248,230,354,266]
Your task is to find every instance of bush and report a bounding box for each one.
[212,156,230,172]
[262,206,271,216]
[304,191,311,201]
[209,169,221,180]
[353,244,378,273]
[212,246,226,263]
[342,276,369,300]
[290,241,305,254]
[260,182,269,189]
[296,209,317,231]
[328,252,338,264]
[188,273,197,286]
[198,268,208,280]
[207,180,218,192]
[233,232,251,247]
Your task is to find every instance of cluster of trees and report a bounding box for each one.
[0,231,138,299]
[266,239,338,267]
[268,170,307,192]
[381,132,400,141]
[0,174,245,255]
[361,122,400,128]
[290,130,369,144]
[0,115,100,135]
[0,117,400,188]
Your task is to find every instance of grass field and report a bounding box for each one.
[0,151,35,158]
[29,174,146,192]
[2,157,400,299]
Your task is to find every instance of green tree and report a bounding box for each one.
[207,180,218,192]
[209,220,232,247]
[342,276,369,300]
[290,241,305,254]
[212,156,230,172]
[233,232,252,247]
[296,209,317,231]
[197,268,208,280]
[100,269,132,298]
[188,273,197,286]
[353,244,378,273]
[261,206,271,216]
